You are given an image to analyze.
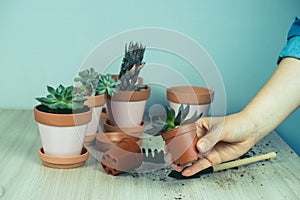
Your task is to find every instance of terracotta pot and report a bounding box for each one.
[96,132,142,152]
[34,105,92,157]
[161,123,199,166]
[101,138,143,175]
[39,147,89,169]
[167,86,214,117]
[103,119,145,138]
[106,85,151,128]
[84,94,105,143]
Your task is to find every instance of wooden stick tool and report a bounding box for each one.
[168,152,277,179]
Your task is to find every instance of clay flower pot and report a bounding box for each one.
[167,86,214,117]
[84,94,105,144]
[96,132,142,152]
[101,138,143,175]
[161,123,199,166]
[103,119,146,138]
[106,85,151,128]
[34,105,92,157]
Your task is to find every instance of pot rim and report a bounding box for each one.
[167,86,214,104]
[34,105,92,127]
[103,120,145,138]
[161,123,197,141]
[107,85,151,102]
[84,94,105,108]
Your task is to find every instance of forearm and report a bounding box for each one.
[240,57,300,142]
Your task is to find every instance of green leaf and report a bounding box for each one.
[47,86,56,95]
[74,77,81,82]
[65,86,73,97]
[65,96,72,101]
[144,123,168,136]
[54,93,62,101]
[98,88,106,95]
[165,105,175,126]
[107,87,113,96]
[181,104,190,122]
[181,112,203,125]
[56,84,65,94]
[73,96,87,102]
[35,97,54,104]
[46,94,54,98]
[174,104,183,126]
[73,101,84,110]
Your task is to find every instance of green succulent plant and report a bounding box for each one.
[97,74,121,96]
[117,66,147,91]
[145,104,202,136]
[118,41,147,91]
[35,84,87,110]
[74,67,99,96]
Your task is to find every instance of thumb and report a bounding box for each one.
[196,129,221,153]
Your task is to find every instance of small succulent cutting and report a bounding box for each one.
[145,104,203,136]
[35,84,87,110]
[117,41,147,91]
[97,74,121,96]
[74,67,100,96]
[75,67,120,97]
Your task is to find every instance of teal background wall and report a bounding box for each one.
[0,0,299,154]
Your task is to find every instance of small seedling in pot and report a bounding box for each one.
[35,84,87,114]
[75,67,120,97]
[145,104,202,136]
[97,74,121,96]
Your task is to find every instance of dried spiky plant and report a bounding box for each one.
[117,42,146,91]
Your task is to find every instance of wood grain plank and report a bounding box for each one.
[0,109,299,200]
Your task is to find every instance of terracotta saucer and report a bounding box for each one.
[103,119,146,138]
[38,147,89,169]
[96,132,142,152]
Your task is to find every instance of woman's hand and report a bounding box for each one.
[175,58,300,177]
[174,113,258,176]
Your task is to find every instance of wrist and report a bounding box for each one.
[238,109,269,143]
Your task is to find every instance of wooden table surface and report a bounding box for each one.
[0,109,299,200]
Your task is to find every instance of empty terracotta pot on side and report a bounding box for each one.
[105,86,151,128]
[96,132,142,152]
[161,123,199,166]
[101,138,143,176]
[167,86,214,117]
